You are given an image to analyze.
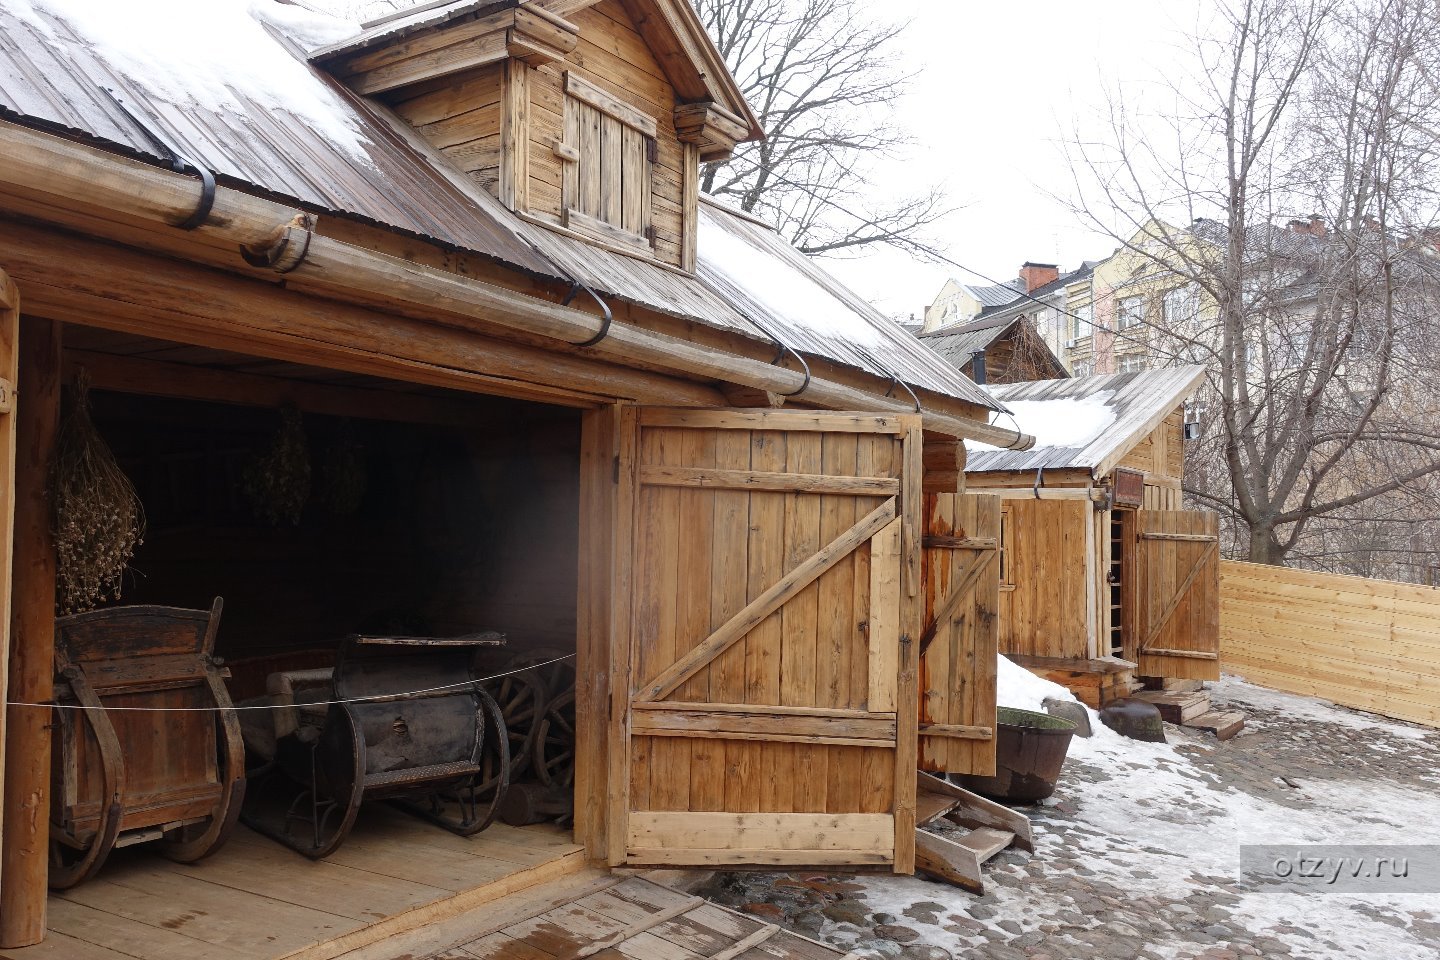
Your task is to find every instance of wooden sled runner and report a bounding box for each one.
[241,634,512,859]
[49,598,245,888]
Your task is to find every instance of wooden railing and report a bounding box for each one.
[1220,559,1440,728]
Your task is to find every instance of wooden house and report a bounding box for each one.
[0,1,1031,954]
[964,368,1220,706]
[917,316,1068,385]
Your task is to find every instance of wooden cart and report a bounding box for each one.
[49,598,245,888]
[242,634,511,859]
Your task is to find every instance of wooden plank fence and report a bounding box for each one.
[1219,560,1440,728]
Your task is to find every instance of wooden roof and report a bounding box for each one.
[966,365,1206,478]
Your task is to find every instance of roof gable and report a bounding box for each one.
[312,0,761,143]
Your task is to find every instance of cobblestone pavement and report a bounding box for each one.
[698,679,1440,959]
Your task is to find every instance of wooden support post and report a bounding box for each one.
[1,315,60,947]
[0,270,16,901]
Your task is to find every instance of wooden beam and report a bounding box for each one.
[635,499,897,703]
[0,219,722,409]
[63,349,496,425]
[1006,653,1137,674]
[0,122,1031,447]
[630,708,895,747]
[914,829,983,893]
[1,315,60,948]
[639,465,899,496]
[919,723,994,741]
[0,270,15,903]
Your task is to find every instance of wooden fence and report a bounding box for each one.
[1219,560,1440,728]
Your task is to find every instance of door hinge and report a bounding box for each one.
[646,137,659,164]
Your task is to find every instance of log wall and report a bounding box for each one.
[1219,559,1440,728]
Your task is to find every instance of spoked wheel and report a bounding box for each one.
[449,686,512,835]
[533,688,576,791]
[482,666,546,781]
[240,706,363,860]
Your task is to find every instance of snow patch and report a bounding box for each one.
[971,391,1118,453]
[697,207,890,351]
[15,0,371,157]
[1213,674,1431,741]
[996,653,1077,713]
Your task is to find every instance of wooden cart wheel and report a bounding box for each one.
[481,667,545,780]
[448,685,511,834]
[510,647,575,708]
[533,687,576,791]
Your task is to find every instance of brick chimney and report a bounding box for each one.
[1287,215,1327,237]
[1018,262,1059,293]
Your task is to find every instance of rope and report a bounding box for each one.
[7,653,576,714]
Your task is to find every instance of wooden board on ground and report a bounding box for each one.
[1183,710,1245,740]
[390,876,854,960]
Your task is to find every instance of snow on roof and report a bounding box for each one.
[970,391,1116,454]
[965,366,1207,475]
[11,0,372,157]
[696,203,1003,411]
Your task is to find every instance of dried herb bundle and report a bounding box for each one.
[52,371,146,615]
[242,404,311,526]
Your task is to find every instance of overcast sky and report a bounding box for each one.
[826,0,1206,319]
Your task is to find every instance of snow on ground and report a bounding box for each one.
[709,663,1440,959]
[1212,674,1431,741]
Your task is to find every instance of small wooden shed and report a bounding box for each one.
[0,0,1026,953]
[964,367,1220,704]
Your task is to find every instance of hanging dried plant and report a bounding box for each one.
[241,404,311,526]
[52,370,146,616]
[317,419,367,517]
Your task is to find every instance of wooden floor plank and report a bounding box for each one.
[164,836,452,922]
[613,931,705,960]
[45,899,255,960]
[58,867,357,957]
[0,929,141,960]
[456,934,557,960]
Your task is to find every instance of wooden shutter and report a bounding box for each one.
[919,494,1000,777]
[618,408,923,872]
[561,73,654,253]
[1126,510,1220,680]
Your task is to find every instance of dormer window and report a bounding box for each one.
[558,73,656,253]
[312,0,762,272]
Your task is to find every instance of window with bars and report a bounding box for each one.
[560,73,656,253]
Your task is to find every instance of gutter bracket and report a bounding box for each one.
[240,215,316,273]
[1033,466,1045,499]
[561,282,614,347]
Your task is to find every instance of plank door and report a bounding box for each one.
[620,408,923,873]
[1126,510,1221,680]
[919,494,1000,777]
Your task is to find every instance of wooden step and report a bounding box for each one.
[916,771,1034,852]
[915,788,961,827]
[1131,689,1211,723]
[954,826,1014,864]
[1184,710,1245,740]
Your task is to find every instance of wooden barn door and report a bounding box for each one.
[919,494,1000,777]
[1126,510,1221,680]
[620,408,923,872]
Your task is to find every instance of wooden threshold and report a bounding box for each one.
[0,813,585,960]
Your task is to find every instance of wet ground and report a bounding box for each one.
[698,678,1440,959]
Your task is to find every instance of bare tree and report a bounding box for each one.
[692,0,950,257]
[1067,0,1440,573]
